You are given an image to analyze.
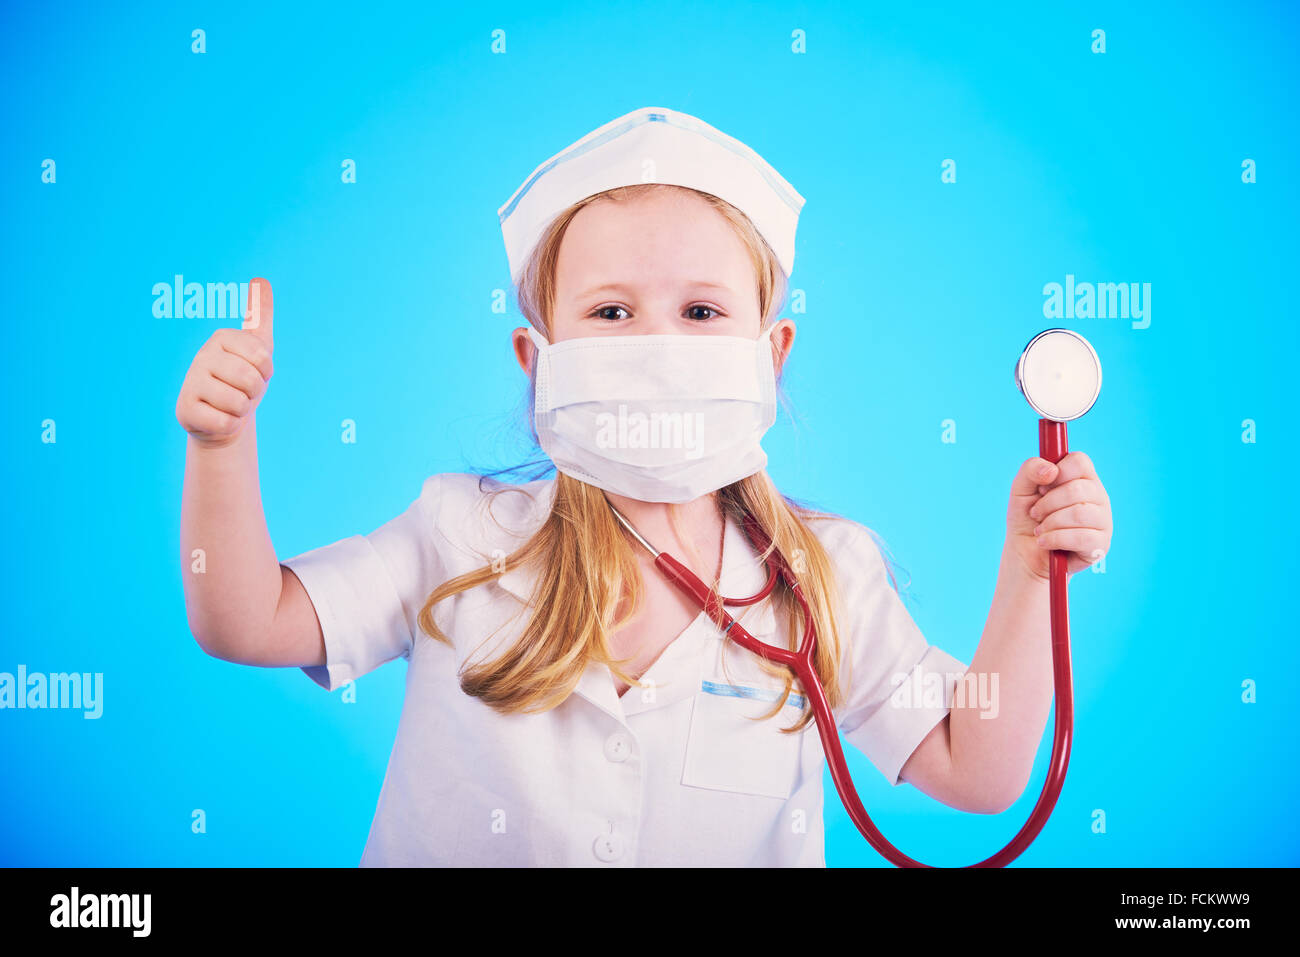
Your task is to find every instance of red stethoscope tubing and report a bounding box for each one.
[651,419,1073,867]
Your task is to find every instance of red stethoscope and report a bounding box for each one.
[607,329,1101,868]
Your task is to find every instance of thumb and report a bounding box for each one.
[243,277,274,348]
[1011,456,1058,500]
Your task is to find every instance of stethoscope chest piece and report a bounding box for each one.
[1015,328,1102,422]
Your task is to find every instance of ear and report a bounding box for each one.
[511,327,536,375]
[768,318,796,375]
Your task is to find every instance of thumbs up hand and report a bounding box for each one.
[175,278,276,449]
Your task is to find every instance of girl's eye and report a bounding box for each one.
[686,304,720,321]
[591,305,629,322]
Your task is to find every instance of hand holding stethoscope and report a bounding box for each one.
[1010,330,1114,582]
[1007,447,1114,582]
[608,328,1113,867]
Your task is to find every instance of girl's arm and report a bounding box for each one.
[176,278,325,669]
[901,452,1113,813]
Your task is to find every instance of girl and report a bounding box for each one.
[176,106,1113,867]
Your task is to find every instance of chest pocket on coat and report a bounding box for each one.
[679,673,807,801]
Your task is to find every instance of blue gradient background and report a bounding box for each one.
[2,0,1295,867]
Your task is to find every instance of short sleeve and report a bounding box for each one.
[282,474,447,691]
[829,522,969,787]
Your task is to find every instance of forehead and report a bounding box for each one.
[555,190,754,293]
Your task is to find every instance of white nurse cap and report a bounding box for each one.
[497,106,806,285]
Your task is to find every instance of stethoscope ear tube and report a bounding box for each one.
[608,417,1076,865]
[793,418,1075,867]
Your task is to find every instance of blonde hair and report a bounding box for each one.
[417,183,849,734]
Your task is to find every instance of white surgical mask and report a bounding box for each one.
[527,325,778,503]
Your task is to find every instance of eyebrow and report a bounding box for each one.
[577,280,735,299]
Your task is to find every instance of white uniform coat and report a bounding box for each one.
[282,473,967,866]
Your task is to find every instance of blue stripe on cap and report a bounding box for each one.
[499,109,802,225]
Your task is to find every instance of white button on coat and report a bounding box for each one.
[604,732,631,763]
[282,473,969,867]
[593,830,625,862]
